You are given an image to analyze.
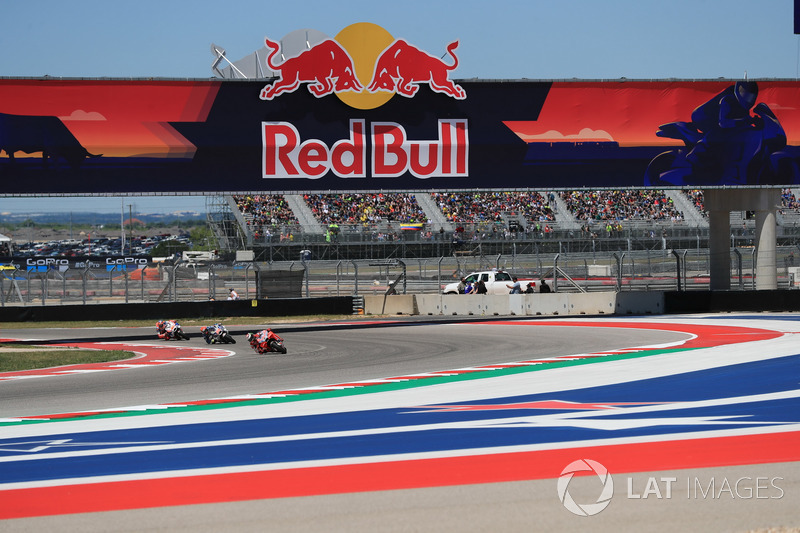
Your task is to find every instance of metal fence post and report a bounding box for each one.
[82,265,89,304]
[170,261,180,302]
[141,265,147,301]
[437,256,444,296]
[613,252,624,292]
[351,260,359,295]
[301,258,310,297]
[553,253,560,293]
[244,263,253,299]
[733,248,743,289]
[61,268,68,302]
[681,250,689,290]
[671,250,682,291]
[336,261,342,296]
[396,259,407,294]
[252,262,260,299]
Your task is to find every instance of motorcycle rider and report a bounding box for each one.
[156,319,181,340]
[201,323,225,344]
[156,320,168,340]
[246,328,280,353]
[646,80,794,185]
[200,325,213,344]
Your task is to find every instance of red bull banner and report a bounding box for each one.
[2,22,800,194]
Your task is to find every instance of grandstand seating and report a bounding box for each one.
[558,190,684,222]
[431,191,555,224]
[228,188,800,241]
[303,193,427,225]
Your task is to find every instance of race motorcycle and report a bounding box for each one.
[156,320,190,341]
[200,323,236,344]
[246,329,287,354]
[644,81,799,187]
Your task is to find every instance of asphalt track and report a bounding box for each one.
[0,315,798,532]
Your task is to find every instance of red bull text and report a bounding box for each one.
[262,119,468,179]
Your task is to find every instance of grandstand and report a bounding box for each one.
[204,189,800,261]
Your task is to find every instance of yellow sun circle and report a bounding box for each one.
[334,22,395,110]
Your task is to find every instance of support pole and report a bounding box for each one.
[755,208,777,289]
[708,209,731,290]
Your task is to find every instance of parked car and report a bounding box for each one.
[442,270,535,294]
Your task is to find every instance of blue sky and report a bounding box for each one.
[2,0,799,213]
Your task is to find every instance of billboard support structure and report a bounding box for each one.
[705,189,780,290]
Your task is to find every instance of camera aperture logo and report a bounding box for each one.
[557,459,614,517]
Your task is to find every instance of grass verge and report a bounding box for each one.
[0,314,385,371]
[0,349,134,372]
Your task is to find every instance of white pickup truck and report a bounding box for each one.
[442,270,535,295]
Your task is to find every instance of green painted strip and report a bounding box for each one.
[0,347,693,427]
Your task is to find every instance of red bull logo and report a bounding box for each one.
[259,23,466,109]
[259,38,363,100]
[367,39,465,100]
[260,23,469,180]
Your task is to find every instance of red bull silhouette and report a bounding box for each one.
[259,38,364,100]
[367,39,466,100]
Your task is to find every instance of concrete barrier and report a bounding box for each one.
[524,293,572,315]
[383,291,664,318]
[415,294,445,315]
[566,292,616,315]
[440,294,482,315]
[363,294,417,315]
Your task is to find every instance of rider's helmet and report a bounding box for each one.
[200,326,208,334]
[734,81,758,111]
[246,333,254,342]
[156,320,165,329]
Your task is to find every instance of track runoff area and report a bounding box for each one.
[0,314,799,531]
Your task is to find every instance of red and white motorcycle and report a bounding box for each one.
[246,329,287,354]
[156,320,190,341]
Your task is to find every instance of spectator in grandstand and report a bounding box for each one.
[304,193,427,225]
[780,188,800,214]
[234,194,298,226]
[432,191,555,225]
[686,189,706,215]
[559,190,683,222]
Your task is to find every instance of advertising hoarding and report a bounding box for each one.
[3,24,800,193]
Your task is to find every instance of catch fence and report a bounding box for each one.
[3,246,799,307]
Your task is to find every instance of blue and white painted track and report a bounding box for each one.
[0,315,798,519]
